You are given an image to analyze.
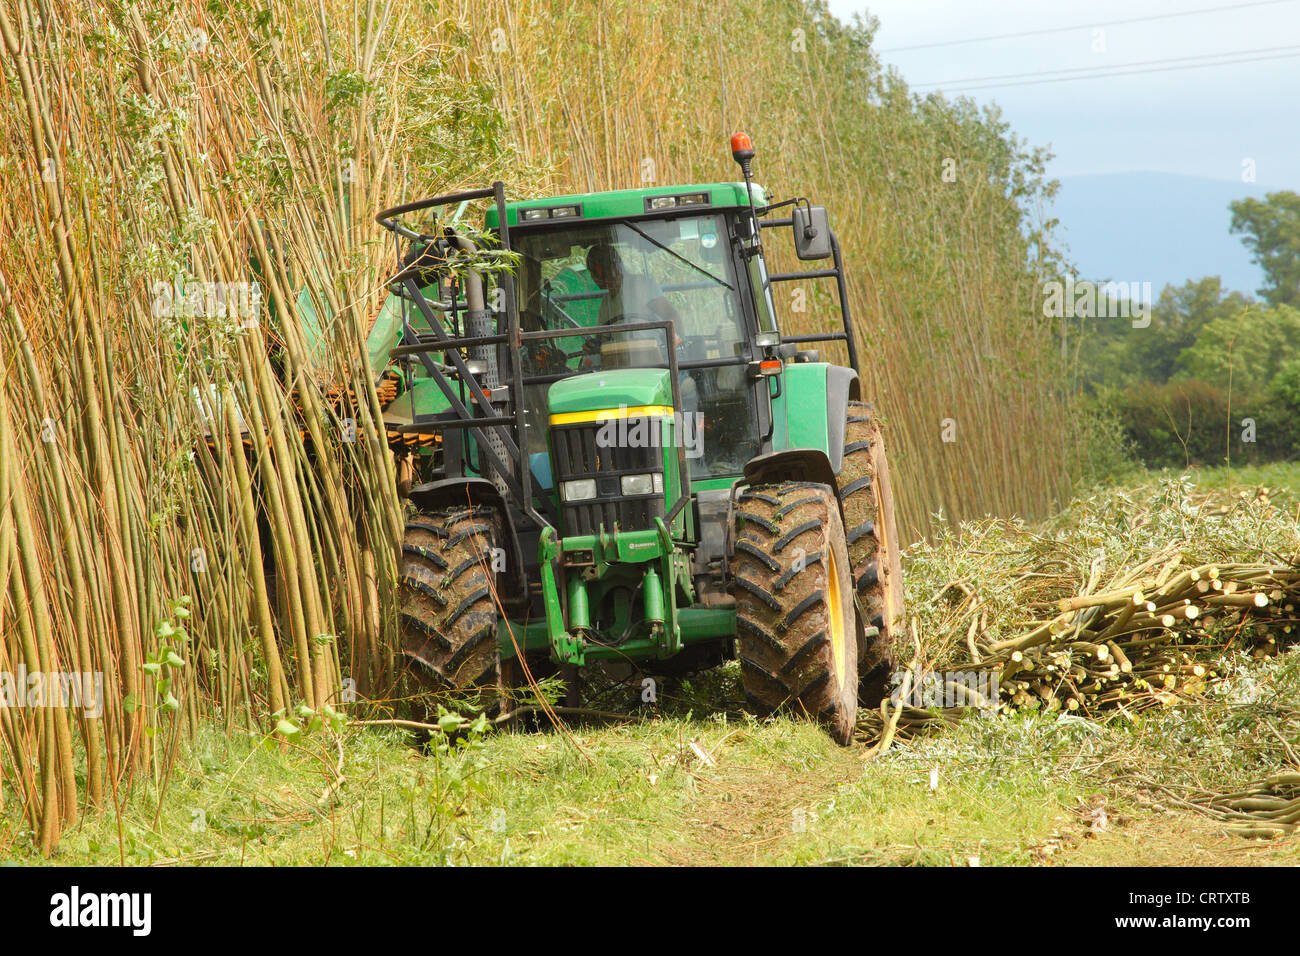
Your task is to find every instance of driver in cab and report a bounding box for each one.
[584,240,698,414]
[586,241,681,327]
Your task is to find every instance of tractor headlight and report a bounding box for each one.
[620,473,662,496]
[561,478,597,502]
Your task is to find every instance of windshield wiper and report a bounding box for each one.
[623,221,734,291]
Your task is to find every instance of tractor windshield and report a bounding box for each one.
[512,213,760,480]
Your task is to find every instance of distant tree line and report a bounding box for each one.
[1080,191,1300,469]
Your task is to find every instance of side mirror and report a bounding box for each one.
[791,205,832,260]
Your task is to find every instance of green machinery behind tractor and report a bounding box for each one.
[372,134,904,743]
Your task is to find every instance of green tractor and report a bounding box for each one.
[373,134,904,743]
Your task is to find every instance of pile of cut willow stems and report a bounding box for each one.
[1163,773,1300,839]
[980,557,1299,716]
[863,539,1300,743]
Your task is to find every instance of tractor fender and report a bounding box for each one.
[742,447,839,492]
[739,447,846,521]
[772,363,857,473]
[405,476,526,602]
[824,365,861,475]
[722,448,847,575]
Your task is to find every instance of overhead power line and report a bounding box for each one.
[925,48,1300,93]
[914,43,1300,89]
[881,0,1298,53]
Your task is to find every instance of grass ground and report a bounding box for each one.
[4,465,1299,866]
[12,672,1299,867]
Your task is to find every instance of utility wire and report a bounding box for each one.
[930,48,1300,92]
[915,42,1300,89]
[881,0,1297,52]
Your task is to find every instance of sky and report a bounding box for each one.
[824,0,1300,187]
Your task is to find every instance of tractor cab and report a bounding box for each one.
[498,187,770,483]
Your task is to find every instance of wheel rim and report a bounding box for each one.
[826,546,847,690]
[873,466,899,630]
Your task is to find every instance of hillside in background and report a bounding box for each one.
[1053,172,1266,297]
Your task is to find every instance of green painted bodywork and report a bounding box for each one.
[485,182,768,229]
[523,360,840,667]
[534,520,698,665]
[367,293,406,377]
[547,368,674,415]
[547,367,692,513]
[498,605,736,661]
[539,366,698,663]
[379,377,449,425]
[771,362,833,452]
[368,184,772,408]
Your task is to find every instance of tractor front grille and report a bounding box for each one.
[551,418,667,536]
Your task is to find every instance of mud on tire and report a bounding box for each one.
[838,400,906,705]
[730,481,858,745]
[399,505,500,690]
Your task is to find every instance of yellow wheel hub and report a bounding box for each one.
[874,470,899,628]
[827,546,847,689]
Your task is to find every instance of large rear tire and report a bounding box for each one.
[399,505,501,690]
[838,401,906,705]
[730,482,858,745]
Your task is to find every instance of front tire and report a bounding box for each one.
[730,482,859,745]
[399,505,501,690]
[838,401,906,705]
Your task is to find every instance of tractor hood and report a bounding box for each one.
[547,368,674,417]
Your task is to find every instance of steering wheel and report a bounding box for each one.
[536,342,582,375]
